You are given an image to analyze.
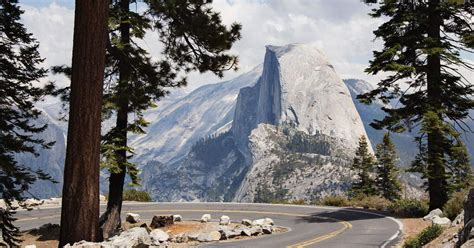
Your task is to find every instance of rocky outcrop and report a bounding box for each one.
[149,229,170,244]
[458,188,474,247]
[142,44,371,203]
[423,208,444,221]
[201,214,211,223]
[150,215,174,228]
[126,213,141,223]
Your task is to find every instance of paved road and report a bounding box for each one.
[15,203,402,248]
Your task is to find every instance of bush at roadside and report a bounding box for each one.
[318,195,350,207]
[403,224,443,248]
[443,190,468,220]
[122,189,152,202]
[388,198,429,218]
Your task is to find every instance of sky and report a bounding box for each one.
[19,0,473,92]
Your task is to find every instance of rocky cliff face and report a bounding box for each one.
[20,44,474,200]
[143,44,371,202]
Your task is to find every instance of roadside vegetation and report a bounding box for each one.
[442,189,470,220]
[403,225,444,248]
[122,189,152,202]
[317,195,429,218]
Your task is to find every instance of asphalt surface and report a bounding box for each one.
[14,202,402,248]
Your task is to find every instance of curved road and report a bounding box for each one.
[15,203,402,248]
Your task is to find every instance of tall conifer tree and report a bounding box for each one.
[361,0,473,209]
[375,133,402,200]
[51,0,241,238]
[98,0,241,238]
[0,0,53,245]
[59,0,110,245]
[350,136,377,197]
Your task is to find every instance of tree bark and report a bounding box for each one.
[100,0,130,239]
[59,0,109,246]
[426,0,448,210]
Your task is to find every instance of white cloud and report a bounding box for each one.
[18,0,472,93]
[20,2,74,88]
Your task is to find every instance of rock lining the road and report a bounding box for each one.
[63,213,286,247]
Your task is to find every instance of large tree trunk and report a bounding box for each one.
[426,0,448,210]
[100,0,131,239]
[59,0,109,246]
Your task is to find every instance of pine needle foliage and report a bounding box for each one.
[0,0,55,245]
[350,136,377,197]
[360,0,474,209]
[375,133,402,201]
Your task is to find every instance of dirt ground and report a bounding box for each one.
[20,224,60,248]
[400,218,432,241]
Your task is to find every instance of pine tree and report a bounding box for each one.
[97,0,241,238]
[360,0,474,209]
[0,0,54,245]
[350,136,377,197]
[375,133,402,201]
[50,0,241,238]
[411,111,472,196]
[447,136,472,191]
[58,0,110,246]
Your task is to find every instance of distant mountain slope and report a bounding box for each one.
[21,45,474,199]
[131,66,262,165]
[344,79,474,166]
[143,44,371,202]
[343,79,418,165]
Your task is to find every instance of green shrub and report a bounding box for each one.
[318,195,349,207]
[122,189,152,202]
[403,224,443,248]
[351,195,391,211]
[388,198,429,217]
[443,190,468,220]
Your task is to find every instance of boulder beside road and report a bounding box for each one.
[125,213,141,223]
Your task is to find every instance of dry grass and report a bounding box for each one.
[400,218,432,241]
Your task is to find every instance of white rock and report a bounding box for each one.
[150,229,170,244]
[240,228,252,236]
[197,231,221,242]
[252,217,274,226]
[250,226,262,235]
[63,240,103,248]
[171,233,188,243]
[173,214,182,222]
[262,225,273,234]
[201,214,211,223]
[109,227,151,247]
[23,198,43,207]
[264,217,274,226]
[219,215,230,225]
[424,208,443,221]
[125,213,141,223]
[241,219,252,226]
[452,210,464,227]
[433,216,452,226]
[252,219,265,226]
[187,233,199,241]
[25,245,37,248]
[219,229,239,240]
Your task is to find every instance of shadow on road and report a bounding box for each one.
[296,208,388,224]
[26,223,60,241]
